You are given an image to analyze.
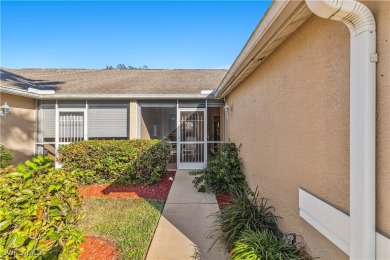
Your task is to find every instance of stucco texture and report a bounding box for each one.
[0,93,36,164]
[225,1,389,259]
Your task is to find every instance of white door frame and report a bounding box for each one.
[55,107,87,167]
[177,108,207,169]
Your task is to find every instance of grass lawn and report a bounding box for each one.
[79,198,164,260]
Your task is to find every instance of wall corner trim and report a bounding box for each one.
[299,189,390,259]
[299,188,350,255]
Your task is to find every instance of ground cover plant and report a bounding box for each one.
[190,143,247,193]
[195,142,311,259]
[0,155,83,259]
[231,229,300,260]
[0,145,14,168]
[79,198,164,260]
[58,139,171,185]
[210,188,279,250]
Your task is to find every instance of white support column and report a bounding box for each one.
[305,1,377,258]
[349,30,376,259]
[85,100,88,140]
[54,100,59,168]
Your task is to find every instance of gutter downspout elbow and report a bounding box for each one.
[305,0,376,259]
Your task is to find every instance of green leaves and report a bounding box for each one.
[0,156,83,259]
[58,139,171,185]
[231,230,300,260]
[190,143,247,193]
[0,220,11,231]
[209,188,280,250]
[0,145,14,168]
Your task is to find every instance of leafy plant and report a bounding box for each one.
[58,139,171,185]
[0,155,83,259]
[231,229,300,260]
[209,188,279,250]
[0,145,14,168]
[190,143,247,193]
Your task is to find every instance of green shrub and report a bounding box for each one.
[0,155,83,259]
[190,143,246,193]
[58,139,171,185]
[0,166,17,175]
[209,188,279,250]
[0,145,14,168]
[231,229,300,260]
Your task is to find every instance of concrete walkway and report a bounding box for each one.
[146,170,228,260]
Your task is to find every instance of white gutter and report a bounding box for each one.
[305,0,376,259]
[28,88,55,95]
[0,86,40,99]
[0,86,213,100]
[40,93,212,100]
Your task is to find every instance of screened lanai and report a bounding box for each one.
[37,99,225,169]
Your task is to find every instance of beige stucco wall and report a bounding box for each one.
[0,93,36,164]
[225,1,389,259]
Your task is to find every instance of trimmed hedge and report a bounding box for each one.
[0,145,14,168]
[58,139,171,185]
[0,155,83,259]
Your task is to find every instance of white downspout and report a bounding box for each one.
[305,0,376,259]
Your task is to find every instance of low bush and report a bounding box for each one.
[0,155,83,259]
[209,188,279,250]
[0,145,14,168]
[190,143,247,193]
[231,229,300,260]
[58,139,171,185]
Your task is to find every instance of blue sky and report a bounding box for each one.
[1,1,271,69]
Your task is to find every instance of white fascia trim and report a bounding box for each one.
[0,87,214,100]
[299,189,390,259]
[28,88,55,95]
[215,1,289,98]
[0,86,40,99]
[39,93,212,100]
[305,1,376,259]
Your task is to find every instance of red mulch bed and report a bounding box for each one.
[216,192,232,210]
[79,171,176,199]
[79,236,118,260]
[78,171,176,259]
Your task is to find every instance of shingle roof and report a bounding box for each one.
[0,68,227,95]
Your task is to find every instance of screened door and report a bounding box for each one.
[178,109,206,169]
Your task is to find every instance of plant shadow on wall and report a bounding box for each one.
[0,107,37,163]
[190,142,313,260]
[0,69,63,91]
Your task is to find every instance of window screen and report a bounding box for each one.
[87,102,129,138]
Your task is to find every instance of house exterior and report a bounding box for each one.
[0,0,389,259]
[0,69,227,169]
[214,0,389,259]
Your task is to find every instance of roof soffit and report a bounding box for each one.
[216,0,312,98]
